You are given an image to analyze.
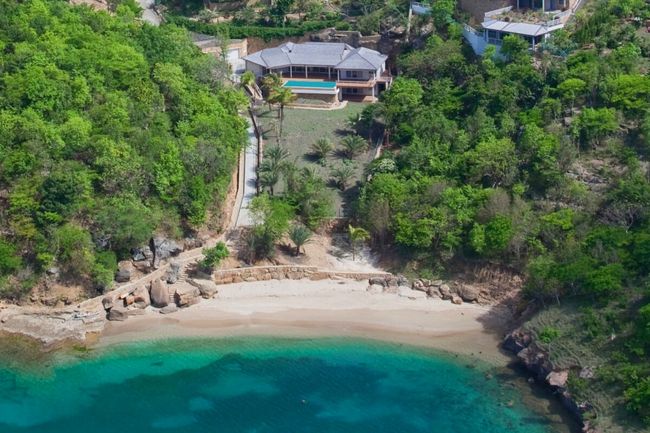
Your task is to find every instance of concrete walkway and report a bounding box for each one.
[235,120,259,227]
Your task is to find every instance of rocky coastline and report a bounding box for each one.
[503,329,599,433]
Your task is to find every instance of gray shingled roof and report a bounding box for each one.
[335,47,387,70]
[482,19,564,37]
[243,42,386,70]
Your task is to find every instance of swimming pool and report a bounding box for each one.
[283,80,337,89]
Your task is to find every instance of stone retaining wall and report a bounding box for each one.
[213,265,389,285]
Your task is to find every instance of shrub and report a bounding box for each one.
[199,242,230,272]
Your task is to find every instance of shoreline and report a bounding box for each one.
[99,279,513,365]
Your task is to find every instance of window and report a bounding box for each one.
[345,70,359,79]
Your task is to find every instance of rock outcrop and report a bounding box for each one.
[151,237,183,268]
[0,307,105,347]
[503,329,598,433]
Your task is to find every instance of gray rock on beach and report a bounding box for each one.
[108,306,128,321]
[160,304,178,314]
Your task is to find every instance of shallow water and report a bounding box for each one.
[0,337,570,433]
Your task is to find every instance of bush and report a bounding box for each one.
[0,240,21,276]
[199,242,229,273]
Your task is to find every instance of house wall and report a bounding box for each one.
[336,69,374,80]
[246,61,265,78]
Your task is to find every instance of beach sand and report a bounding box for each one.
[100,279,513,365]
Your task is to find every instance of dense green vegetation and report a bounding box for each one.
[0,0,247,297]
[355,0,650,428]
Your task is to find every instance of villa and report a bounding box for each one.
[243,42,392,104]
[412,0,584,56]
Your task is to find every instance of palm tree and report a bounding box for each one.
[259,166,280,196]
[331,162,355,191]
[310,138,333,164]
[288,224,312,256]
[274,87,297,136]
[265,145,289,166]
[340,135,368,159]
[348,225,370,261]
[258,145,289,195]
[261,73,282,96]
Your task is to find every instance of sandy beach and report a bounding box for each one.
[100,279,513,364]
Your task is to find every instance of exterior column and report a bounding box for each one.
[305,66,307,78]
[372,85,375,100]
[290,66,292,78]
[328,67,331,79]
[337,69,340,81]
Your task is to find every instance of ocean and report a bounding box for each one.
[0,336,571,432]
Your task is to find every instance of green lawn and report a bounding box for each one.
[255,103,376,215]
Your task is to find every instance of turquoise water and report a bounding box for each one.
[283,80,337,89]
[0,337,563,433]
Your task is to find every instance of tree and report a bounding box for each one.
[270,87,296,136]
[248,195,294,261]
[381,78,423,133]
[53,224,95,280]
[500,34,530,63]
[310,138,333,164]
[259,146,289,196]
[340,135,368,159]
[0,240,21,276]
[573,108,618,147]
[93,194,159,257]
[288,224,312,256]
[557,78,587,112]
[331,162,356,190]
[466,137,518,187]
[348,225,370,261]
[240,70,256,88]
[604,74,650,119]
[199,242,229,272]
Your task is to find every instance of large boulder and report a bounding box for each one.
[102,296,114,311]
[451,295,463,305]
[133,286,150,307]
[166,260,181,284]
[150,279,169,308]
[152,237,183,268]
[458,284,481,302]
[368,277,386,287]
[108,306,128,321]
[160,304,178,314]
[115,268,131,283]
[427,287,441,298]
[131,245,153,262]
[189,278,219,299]
[439,284,453,300]
[547,370,569,388]
[174,285,201,307]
